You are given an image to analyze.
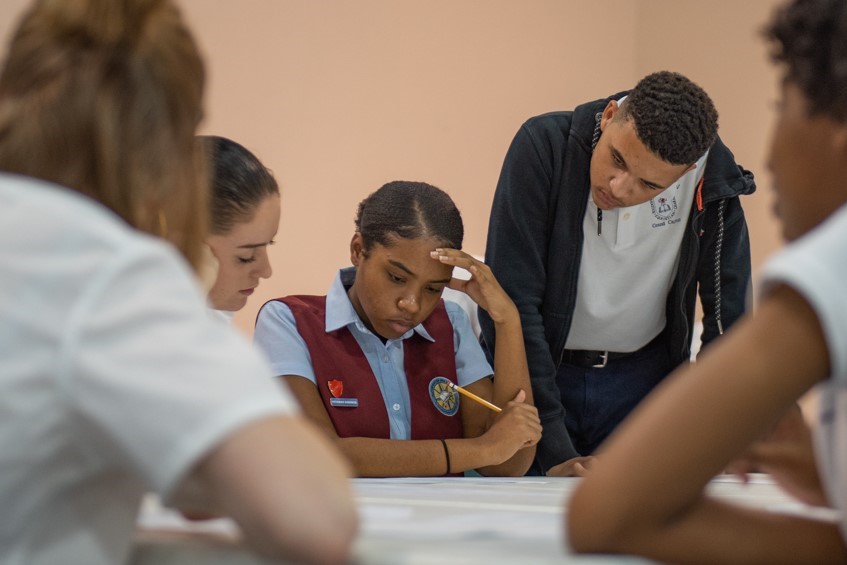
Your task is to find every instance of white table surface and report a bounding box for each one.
[132,474,834,564]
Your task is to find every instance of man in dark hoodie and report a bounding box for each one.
[479,71,756,477]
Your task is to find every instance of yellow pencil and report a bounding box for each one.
[448,382,502,413]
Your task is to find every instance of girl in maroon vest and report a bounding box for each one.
[255,181,541,476]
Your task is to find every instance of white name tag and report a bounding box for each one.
[330,398,359,408]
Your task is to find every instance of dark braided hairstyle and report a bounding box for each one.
[765,0,847,122]
[355,181,463,254]
[616,71,718,165]
[199,135,279,235]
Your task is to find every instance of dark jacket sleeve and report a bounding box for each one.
[480,119,580,471]
[697,160,754,350]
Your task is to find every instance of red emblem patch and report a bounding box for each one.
[328,379,343,398]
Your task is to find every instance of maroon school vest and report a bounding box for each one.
[279,295,463,443]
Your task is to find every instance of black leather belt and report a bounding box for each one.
[560,349,632,369]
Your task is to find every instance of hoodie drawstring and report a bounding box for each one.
[712,199,726,335]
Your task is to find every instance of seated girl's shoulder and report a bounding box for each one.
[441,296,470,319]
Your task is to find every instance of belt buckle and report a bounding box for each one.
[592,351,609,369]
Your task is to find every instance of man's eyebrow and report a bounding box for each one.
[611,147,664,189]
[611,147,627,167]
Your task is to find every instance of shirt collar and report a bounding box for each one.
[325,266,435,343]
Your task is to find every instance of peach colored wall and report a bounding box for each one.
[635,0,784,288]
[0,1,784,337]
[178,0,641,334]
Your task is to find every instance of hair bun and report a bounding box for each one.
[26,0,165,50]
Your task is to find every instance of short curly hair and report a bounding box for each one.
[616,71,718,165]
[765,0,847,122]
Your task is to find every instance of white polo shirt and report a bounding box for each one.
[566,150,708,352]
[208,307,236,325]
[0,174,297,565]
[759,203,847,544]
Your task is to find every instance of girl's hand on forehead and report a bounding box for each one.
[430,248,517,324]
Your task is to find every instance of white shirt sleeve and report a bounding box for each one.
[762,205,847,547]
[760,204,847,380]
[64,240,298,498]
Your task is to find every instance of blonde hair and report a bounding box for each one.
[0,0,208,269]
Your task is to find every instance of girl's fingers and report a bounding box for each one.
[431,248,481,267]
[433,250,512,316]
[431,249,493,281]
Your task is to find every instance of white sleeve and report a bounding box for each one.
[253,300,318,383]
[760,205,847,380]
[64,241,298,497]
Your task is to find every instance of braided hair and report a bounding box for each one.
[355,181,463,254]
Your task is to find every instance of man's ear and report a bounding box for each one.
[599,99,619,132]
[350,233,365,266]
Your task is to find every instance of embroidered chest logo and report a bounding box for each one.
[429,376,459,416]
[650,194,678,222]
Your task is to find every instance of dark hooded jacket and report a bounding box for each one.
[479,93,756,472]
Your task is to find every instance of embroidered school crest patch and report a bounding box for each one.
[429,376,459,416]
[651,194,678,221]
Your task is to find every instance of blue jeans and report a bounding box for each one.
[527,335,674,475]
[556,339,674,455]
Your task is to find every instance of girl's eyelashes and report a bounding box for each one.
[236,241,273,265]
[387,271,444,294]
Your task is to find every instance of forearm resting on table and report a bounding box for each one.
[476,445,536,477]
[572,495,846,564]
[568,286,839,562]
[184,415,358,565]
[336,435,514,477]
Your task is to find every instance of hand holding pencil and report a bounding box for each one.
[470,388,542,463]
[447,383,541,456]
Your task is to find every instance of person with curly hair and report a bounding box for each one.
[480,71,757,477]
[568,0,847,561]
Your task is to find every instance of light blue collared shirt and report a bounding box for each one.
[254,267,493,440]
